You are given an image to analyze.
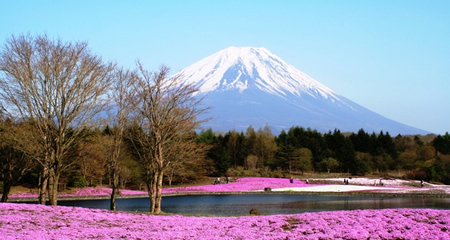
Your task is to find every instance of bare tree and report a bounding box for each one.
[128,63,209,213]
[125,123,158,212]
[0,34,115,205]
[105,68,135,210]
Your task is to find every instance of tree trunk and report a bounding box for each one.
[47,172,55,205]
[38,166,48,204]
[110,187,118,211]
[1,180,12,202]
[145,169,157,213]
[146,179,156,213]
[168,167,174,187]
[154,170,164,214]
[110,171,119,211]
[48,168,60,206]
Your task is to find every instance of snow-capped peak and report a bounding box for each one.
[180,46,341,101]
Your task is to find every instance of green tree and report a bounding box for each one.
[414,136,424,147]
[254,124,278,168]
[376,131,398,160]
[394,134,416,152]
[224,130,245,167]
[294,148,313,175]
[397,149,419,170]
[324,130,358,174]
[244,154,258,171]
[433,132,450,155]
[198,129,230,176]
[243,125,257,157]
[285,126,325,170]
[426,157,448,184]
[274,141,295,174]
[349,129,372,153]
[320,157,339,173]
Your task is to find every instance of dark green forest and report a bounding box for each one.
[197,126,450,184]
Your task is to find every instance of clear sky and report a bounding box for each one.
[1,0,449,134]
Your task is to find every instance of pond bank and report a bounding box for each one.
[8,189,449,203]
[7,177,450,202]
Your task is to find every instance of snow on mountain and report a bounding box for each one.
[178,46,429,135]
[182,46,338,99]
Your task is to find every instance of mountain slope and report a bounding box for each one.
[179,46,428,135]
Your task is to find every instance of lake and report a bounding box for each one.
[57,194,450,216]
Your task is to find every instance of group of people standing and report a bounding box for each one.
[289,177,309,184]
[344,179,349,185]
[214,177,230,185]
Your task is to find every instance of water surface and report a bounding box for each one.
[57,194,450,216]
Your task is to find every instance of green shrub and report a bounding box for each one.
[73,175,87,188]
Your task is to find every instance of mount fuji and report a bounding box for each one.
[179,46,428,135]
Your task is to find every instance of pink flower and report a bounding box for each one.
[1,203,448,239]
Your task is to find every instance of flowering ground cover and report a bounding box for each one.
[8,177,315,199]
[9,177,448,202]
[10,176,447,202]
[163,177,316,194]
[8,187,147,199]
[0,203,448,239]
[4,178,449,239]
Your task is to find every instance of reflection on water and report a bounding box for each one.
[57,194,450,216]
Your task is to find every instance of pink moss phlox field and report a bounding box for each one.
[9,188,147,199]
[1,203,448,239]
[163,177,314,193]
[9,177,313,199]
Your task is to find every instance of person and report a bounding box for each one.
[290,177,293,183]
[226,176,229,184]
[305,178,309,184]
[214,177,220,185]
[421,180,424,187]
[344,179,349,185]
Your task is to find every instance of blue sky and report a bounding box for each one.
[1,0,449,134]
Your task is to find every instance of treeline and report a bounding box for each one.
[0,121,204,192]
[198,126,450,184]
[2,123,449,200]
